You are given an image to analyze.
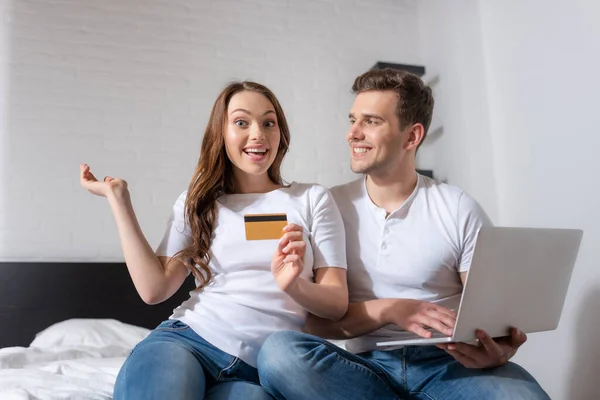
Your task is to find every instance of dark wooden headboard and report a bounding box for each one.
[0,262,196,348]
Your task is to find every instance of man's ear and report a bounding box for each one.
[404,123,425,150]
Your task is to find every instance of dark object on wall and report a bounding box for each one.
[371,62,426,77]
[0,262,196,348]
[417,169,434,178]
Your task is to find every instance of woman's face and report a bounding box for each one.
[224,91,281,179]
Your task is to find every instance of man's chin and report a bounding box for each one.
[350,162,371,174]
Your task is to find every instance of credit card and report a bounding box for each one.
[244,213,288,240]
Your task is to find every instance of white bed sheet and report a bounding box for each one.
[0,319,150,400]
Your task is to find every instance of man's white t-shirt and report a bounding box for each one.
[331,174,492,354]
[156,183,347,367]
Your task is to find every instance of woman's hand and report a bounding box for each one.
[271,223,307,292]
[80,164,128,199]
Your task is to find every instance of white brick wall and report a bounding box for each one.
[0,0,421,260]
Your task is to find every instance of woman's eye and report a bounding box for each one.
[235,120,248,127]
[264,120,276,128]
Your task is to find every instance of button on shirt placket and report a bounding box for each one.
[378,210,391,266]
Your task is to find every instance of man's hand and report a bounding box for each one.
[437,328,527,369]
[382,299,456,338]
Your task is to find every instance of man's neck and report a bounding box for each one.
[365,164,418,213]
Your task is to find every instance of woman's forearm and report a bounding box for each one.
[304,299,393,339]
[108,190,186,304]
[285,277,348,320]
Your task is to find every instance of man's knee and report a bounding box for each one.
[489,363,550,400]
[206,381,272,400]
[258,330,310,370]
[258,330,322,384]
[452,362,550,400]
[478,379,549,400]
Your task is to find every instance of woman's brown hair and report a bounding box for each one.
[167,81,291,290]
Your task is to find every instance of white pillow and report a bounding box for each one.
[30,319,150,350]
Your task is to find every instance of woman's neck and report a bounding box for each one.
[233,171,281,194]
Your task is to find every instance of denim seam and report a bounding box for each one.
[216,357,239,381]
[403,352,407,389]
[132,339,192,355]
[154,326,191,332]
[260,384,283,400]
[154,320,190,332]
[410,391,435,400]
[316,341,401,399]
[333,353,402,399]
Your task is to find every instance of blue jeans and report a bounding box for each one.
[114,320,272,400]
[257,330,550,400]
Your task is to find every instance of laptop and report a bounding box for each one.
[376,227,583,347]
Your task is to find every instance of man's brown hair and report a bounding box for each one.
[352,68,434,149]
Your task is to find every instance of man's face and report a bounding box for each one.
[346,90,406,175]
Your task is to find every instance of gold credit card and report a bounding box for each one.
[244,213,288,241]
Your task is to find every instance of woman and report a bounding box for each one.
[79,81,348,399]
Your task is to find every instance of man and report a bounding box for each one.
[257,69,549,399]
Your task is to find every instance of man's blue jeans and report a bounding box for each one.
[257,330,550,400]
[113,320,272,400]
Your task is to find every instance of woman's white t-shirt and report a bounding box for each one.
[156,182,347,367]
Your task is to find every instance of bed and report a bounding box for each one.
[0,261,196,399]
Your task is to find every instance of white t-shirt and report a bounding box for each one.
[331,174,492,354]
[156,182,346,367]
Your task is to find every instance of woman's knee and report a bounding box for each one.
[114,340,206,400]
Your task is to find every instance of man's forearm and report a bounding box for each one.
[304,299,392,339]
